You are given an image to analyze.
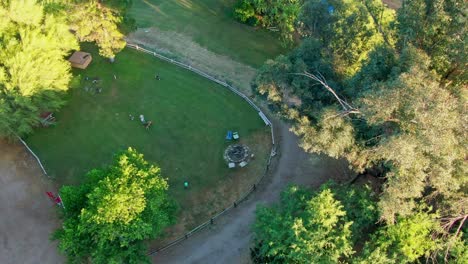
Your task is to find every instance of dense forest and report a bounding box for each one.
[236,0,467,262]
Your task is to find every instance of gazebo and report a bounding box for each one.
[68,51,92,69]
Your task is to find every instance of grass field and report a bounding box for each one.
[26,46,271,234]
[128,0,286,67]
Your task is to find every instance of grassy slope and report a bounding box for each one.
[128,0,286,67]
[26,47,270,229]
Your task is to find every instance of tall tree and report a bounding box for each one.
[0,0,78,137]
[54,148,176,263]
[68,1,126,60]
[252,186,354,263]
[355,210,441,264]
[253,1,467,260]
[234,0,302,44]
[397,0,467,85]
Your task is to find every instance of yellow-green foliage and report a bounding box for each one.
[292,108,355,159]
[0,0,78,136]
[253,186,354,263]
[357,211,441,263]
[54,148,175,263]
[69,2,126,58]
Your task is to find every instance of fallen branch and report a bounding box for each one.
[291,71,361,116]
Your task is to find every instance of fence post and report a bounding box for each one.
[124,44,277,256]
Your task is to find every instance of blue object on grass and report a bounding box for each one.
[226,131,233,140]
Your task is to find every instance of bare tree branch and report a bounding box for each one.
[290,71,361,116]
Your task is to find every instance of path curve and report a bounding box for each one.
[151,120,349,263]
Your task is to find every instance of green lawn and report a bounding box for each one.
[129,0,286,67]
[26,46,271,232]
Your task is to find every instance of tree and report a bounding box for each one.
[328,182,379,242]
[234,0,302,44]
[355,211,441,264]
[0,0,78,137]
[356,53,465,222]
[54,148,176,263]
[397,0,467,85]
[68,1,126,59]
[252,185,354,263]
[254,0,466,221]
[253,1,467,260]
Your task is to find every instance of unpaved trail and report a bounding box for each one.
[151,120,351,264]
[0,139,64,264]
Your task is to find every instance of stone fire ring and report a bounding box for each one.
[224,144,250,164]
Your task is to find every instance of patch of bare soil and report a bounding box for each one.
[127,28,258,95]
[382,0,402,10]
[0,139,64,264]
[151,119,354,263]
[149,128,272,249]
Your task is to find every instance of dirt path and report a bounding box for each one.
[0,139,64,264]
[151,120,351,263]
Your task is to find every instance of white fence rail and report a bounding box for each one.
[126,43,275,145]
[17,137,48,176]
[17,43,277,256]
[125,43,277,255]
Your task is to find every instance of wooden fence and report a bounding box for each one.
[125,43,277,256]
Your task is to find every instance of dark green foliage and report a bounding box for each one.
[355,210,441,264]
[253,0,467,261]
[53,148,176,263]
[397,0,467,85]
[234,0,302,44]
[252,184,449,263]
[102,0,137,34]
[234,0,259,26]
[326,182,379,242]
[252,182,382,263]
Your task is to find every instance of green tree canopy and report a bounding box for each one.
[252,185,355,263]
[253,0,467,260]
[0,0,78,137]
[0,0,128,137]
[254,0,466,222]
[355,210,441,264]
[234,0,302,44]
[68,1,126,59]
[397,0,467,85]
[54,148,176,263]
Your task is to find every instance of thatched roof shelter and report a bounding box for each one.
[68,51,92,69]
